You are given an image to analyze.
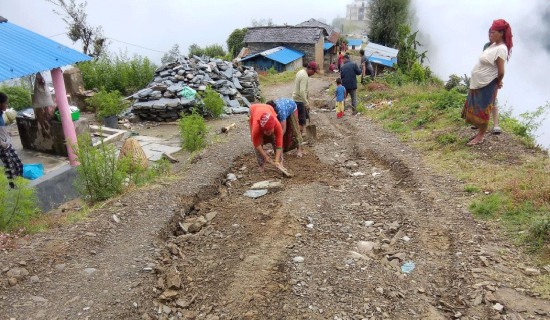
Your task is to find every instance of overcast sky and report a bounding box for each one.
[2,0,549,147]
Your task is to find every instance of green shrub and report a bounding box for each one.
[409,61,425,83]
[436,132,458,145]
[0,175,40,231]
[74,134,129,202]
[527,216,550,248]
[267,66,277,75]
[433,89,465,110]
[86,90,129,119]
[78,54,156,95]
[383,69,410,87]
[178,110,208,152]
[198,86,224,118]
[0,86,32,111]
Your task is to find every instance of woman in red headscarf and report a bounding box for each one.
[462,19,513,146]
[249,103,286,172]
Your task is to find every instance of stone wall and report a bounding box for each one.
[130,56,261,122]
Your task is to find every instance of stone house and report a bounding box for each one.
[243,26,327,73]
[296,19,341,67]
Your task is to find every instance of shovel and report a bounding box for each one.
[305,109,317,140]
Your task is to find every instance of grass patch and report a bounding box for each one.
[359,79,550,261]
[464,185,480,193]
[259,69,298,86]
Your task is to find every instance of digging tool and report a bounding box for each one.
[305,109,317,140]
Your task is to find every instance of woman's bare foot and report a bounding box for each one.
[467,138,484,146]
[258,165,265,173]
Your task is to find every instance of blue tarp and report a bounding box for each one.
[324,43,334,50]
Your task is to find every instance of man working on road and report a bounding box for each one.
[292,61,319,133]
[340,54,362,114]
[360,49,374,83]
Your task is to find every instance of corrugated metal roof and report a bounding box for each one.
[0,19,92,82]
[347,39,362,47]
[369,57,398,68]
[266,47,304,64]
[364,42,399,67]
[324,43,334,50]
[240,46,304,65]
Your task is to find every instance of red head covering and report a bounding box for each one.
[490,19,513,60]
[259,112,275,131]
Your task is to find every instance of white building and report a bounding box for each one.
[346,0,370,21]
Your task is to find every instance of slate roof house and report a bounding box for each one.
[296,18,340,45]
[243,26,327,73]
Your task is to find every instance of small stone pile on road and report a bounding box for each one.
[130,56,262,122]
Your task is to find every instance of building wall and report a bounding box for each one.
[285,57,303,72]
[314,38,325,75]
[248,42,316,66]
[346,0,369,21]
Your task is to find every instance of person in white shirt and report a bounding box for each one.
[462,19,513,146]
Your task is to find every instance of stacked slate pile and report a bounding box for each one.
[130,56,261,122]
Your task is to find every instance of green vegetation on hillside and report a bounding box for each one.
[353,76,550,259]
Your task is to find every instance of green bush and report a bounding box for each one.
[178,110,208,152]
[267,66,277,75]
[527,216,550,248]
[198,86,225,118]
[74,134,129,202]
[409,61,425,83]
[433,89,465,110]
[464,185,480,193]
[86,90,129,119]
[383,69,410,87]
[78,54,156,95]
[0,86,32,111]
[0,175,40,231]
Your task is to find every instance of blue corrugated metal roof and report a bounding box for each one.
[0,20,92,82]
[266,47,304,64]
[369,57,398,68]
[324,43,334,50]
[347,39,362,47]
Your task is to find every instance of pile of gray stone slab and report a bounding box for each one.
[130,56,261,122]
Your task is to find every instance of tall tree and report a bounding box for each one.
[251,18,274,27]
[226,28,248,58]
[47,0,107,58]
[368,0,410,47]
[161,44,182,64]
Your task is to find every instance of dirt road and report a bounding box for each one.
[1,76,549,319]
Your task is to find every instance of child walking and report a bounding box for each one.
[335,78,346,118]
[0,92,23,188]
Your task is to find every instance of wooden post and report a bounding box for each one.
[51,68,79,166]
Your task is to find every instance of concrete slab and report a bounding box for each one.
[29,164,79,213]
[141,143,181,161]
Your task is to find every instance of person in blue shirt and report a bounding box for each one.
[335,78,346,118]
[266,98,303,157]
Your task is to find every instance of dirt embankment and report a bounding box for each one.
[1,76,549,320]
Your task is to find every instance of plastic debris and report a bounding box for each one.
[401,261,415,273]
[351,172,365,177]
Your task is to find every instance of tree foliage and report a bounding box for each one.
[396,24,427,72]
[368,0,410,47]
[226,28,248,58]
[161,44,183,65]
[47,0,107,58]
[251,18,274,27]
[188,44,227,58]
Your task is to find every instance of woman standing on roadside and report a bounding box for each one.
[462,19,513,146]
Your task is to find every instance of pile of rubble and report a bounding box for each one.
[130,56,262,122]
